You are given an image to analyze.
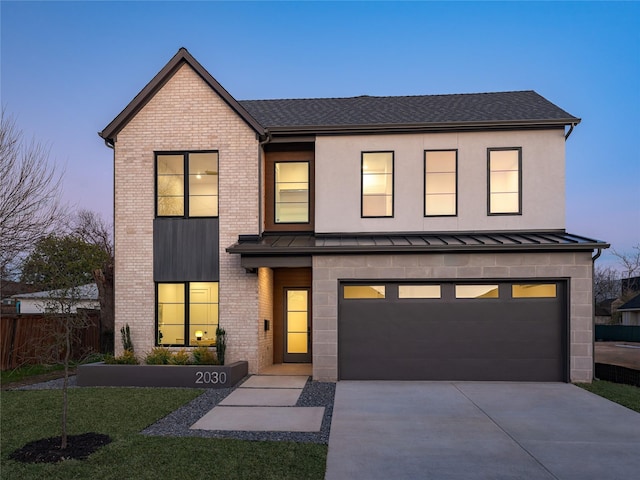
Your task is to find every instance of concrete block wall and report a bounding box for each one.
[312,251,594,382]
[114,63,260,368]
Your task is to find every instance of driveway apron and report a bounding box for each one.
[325,382,640,480]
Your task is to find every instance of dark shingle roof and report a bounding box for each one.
[619,293,640,311]
[239,91,579,132]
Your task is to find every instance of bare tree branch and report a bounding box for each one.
[0,108,67,279]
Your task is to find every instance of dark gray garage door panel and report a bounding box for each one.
[338,282,566,381]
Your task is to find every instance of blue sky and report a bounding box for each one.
[2,1,638,267]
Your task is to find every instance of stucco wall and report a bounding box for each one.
[315,129,566,233]
[312,251,594,382]
[113,63,260,368]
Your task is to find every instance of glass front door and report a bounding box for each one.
[283,288,311,363]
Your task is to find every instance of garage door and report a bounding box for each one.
[338,281,567,381]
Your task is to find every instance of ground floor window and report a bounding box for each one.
[156,282,218,346]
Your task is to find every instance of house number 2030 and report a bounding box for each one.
[195,371,227,384]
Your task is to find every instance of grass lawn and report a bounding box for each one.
[1,387,327,480]
[576,380,640,413]
[1,364,67,386]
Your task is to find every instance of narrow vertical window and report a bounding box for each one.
[488,148,521,214]
[362,152,393,217]
[275,161,309,223]
[188,153,218,217]
[157,154,185,216]
[425,150,457,216]
[157,283,185,345]
[189,282,219,345]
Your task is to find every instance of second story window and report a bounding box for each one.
[156,151,219,217]
[425,150,457,216]
[275,162,309,223]
[362,151,394,217]
[488,148,521,215]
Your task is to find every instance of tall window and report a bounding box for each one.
[156,151,218,217]
[275,162,309,223]
[488,148,521,215]
[425,150,457,216]
[362,152,393,217]
[156,282,219,346]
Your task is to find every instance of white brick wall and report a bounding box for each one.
[312,251,594,382]
[113,63,260,370]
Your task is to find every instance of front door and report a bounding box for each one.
[283,288,311,363]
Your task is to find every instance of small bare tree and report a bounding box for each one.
[0,108,66,282]
[21,234,108,450]
[594,264,620,304]
[613,243,640,298]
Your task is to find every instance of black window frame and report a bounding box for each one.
[424,149,458,217]
[361,151,395,218]
[487,147,522,216]
[155,281,219,347]
[155,150,219,219]
[273,160,311,225]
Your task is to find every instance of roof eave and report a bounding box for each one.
[99,48,265,144]
[264,118,581,137]
[227,241,609,256]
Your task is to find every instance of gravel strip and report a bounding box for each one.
[11,376,78,390]
[142,378,335,444]
[12,375,335,444]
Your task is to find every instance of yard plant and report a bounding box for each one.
[1,387,327,479]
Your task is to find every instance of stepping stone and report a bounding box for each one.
[191,406,325,432]
[219,388,302,406]
[240,375,308,389]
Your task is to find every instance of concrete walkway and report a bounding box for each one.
[191,375,324,432]
[325,382,640,480]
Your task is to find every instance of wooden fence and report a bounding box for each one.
[0,311,101,371]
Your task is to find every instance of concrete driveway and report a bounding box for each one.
[325,382,640,480]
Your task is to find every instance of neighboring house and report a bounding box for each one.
[100,48,608,383]
[618,293,640,326]
[12,284,99,314]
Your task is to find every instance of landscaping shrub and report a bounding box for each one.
[144,347,173,365]
[192,346,218,365]
[104,350,139,365]
[170,349,191,365]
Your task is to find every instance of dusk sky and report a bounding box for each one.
[2,1,638,268]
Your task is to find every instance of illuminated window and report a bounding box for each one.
[425,150,457,216]
[455,285,499,299]
[488,148,521,215]
[362,152,393,217]
[156,282,219,346]
[275,162,309,223]
[512,284,557,298]
[399,285,442,299]
[344,285,386,299]
[156,152,218,217]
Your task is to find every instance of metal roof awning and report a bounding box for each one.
[227,231,609,263]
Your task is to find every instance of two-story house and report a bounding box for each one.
[100,48,607,383]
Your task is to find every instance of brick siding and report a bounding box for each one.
[113,64,260,370]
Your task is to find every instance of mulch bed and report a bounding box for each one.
[9,432,112,463]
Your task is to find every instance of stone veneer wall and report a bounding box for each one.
[113,63,260,370]
[257,267,274,371]
[312,251,594,382]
